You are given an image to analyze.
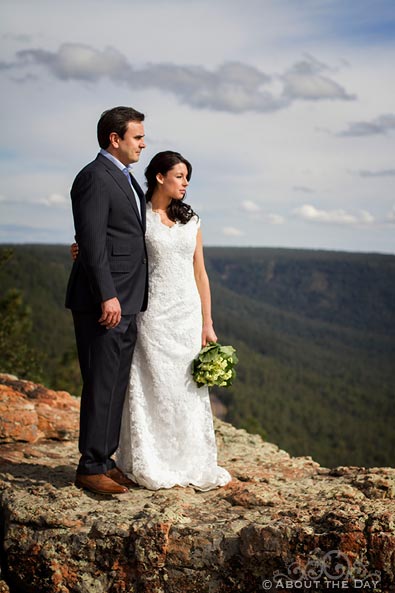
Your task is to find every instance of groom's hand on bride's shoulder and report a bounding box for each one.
[99,297,122,329]
[70,242,79,261]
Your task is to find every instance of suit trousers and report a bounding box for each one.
[72,311,137,475]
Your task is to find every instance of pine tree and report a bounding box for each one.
[0,250,43,380]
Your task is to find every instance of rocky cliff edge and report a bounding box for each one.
[0,373,394,593]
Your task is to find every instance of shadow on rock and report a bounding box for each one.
[0,461,75,490]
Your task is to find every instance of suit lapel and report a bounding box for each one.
[130,173,146,231]
[96,153,145,230]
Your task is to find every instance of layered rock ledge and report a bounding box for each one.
[0,374,394,592]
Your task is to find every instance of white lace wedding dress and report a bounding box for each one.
[116,203,231,490]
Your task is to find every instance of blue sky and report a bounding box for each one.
[1,0,394,252]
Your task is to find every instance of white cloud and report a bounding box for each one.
[240,202,285,224]
[358,169,395,178]
[387,205,395,222]
[293,186,314,193]
[17,44,130,81]
[294,204,375,226]
[240,200,261,212]
[268,214,285,225]
[2,43,356,114]
[0,193,69,208]
[359,210,375,224]
[222,226,243,237]
[39,193,68,207]
[339,113,395,136]
[282,55,355,102]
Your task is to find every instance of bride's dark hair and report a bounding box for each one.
[145,151,197,224]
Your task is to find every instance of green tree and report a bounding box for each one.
[52,347,82,396]
[0,249,43,380]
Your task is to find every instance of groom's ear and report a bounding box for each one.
[109,132,120,148]
[156,173,164,185]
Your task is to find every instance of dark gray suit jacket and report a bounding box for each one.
[65,153,148,315]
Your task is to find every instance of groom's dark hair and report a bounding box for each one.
[97,106,145,149]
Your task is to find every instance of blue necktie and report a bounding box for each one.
[123,167,141,218]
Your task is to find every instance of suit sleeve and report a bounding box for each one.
[71,169,117,303]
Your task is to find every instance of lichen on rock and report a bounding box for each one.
[0,374,394,592]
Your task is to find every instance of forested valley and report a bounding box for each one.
[1,245,394,468]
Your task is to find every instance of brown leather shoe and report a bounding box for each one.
[75,473,128,495]
[106,467,137,488]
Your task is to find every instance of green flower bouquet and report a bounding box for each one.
[192,342,238,388]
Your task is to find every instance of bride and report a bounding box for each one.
[72,150,231,491]
[116,151,231,491]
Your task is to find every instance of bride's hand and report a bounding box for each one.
[202,323,217,347]
[70,242,79,261]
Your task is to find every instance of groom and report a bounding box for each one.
[66,106,148,495]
